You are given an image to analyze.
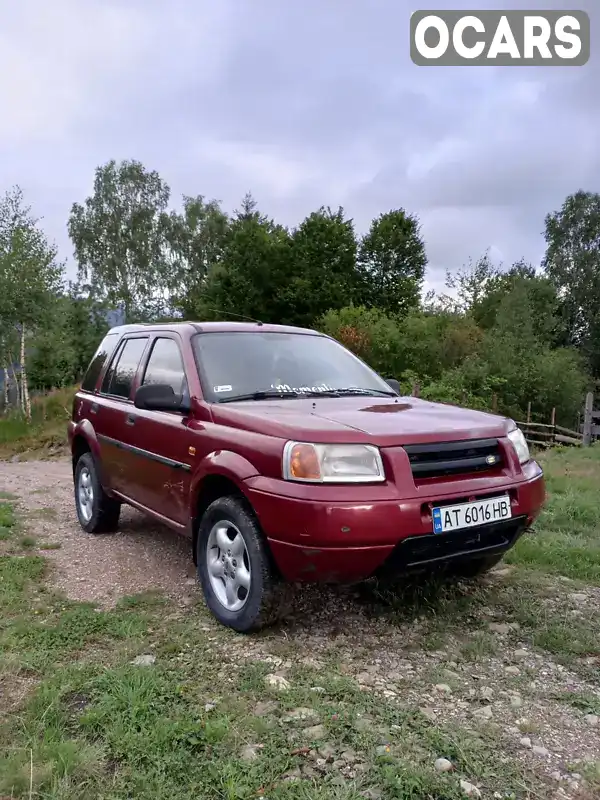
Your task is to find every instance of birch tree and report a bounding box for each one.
[0,187,63,418]
[68,160,171,322]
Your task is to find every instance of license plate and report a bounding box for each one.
[432,495,511,534]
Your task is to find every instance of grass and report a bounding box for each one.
[1,446,600,797]
[556,691,600,716]
[0,386,76,459]
[507,444,600,582]
[0,499,17,541]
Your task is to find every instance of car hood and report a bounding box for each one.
[210,395,511,446]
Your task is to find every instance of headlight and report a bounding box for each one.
[282,442,385,483]
[507,426,530,465]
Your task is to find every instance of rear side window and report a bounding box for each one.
[81,333,120,392]
[142,338,187,394]
[101,337,148,399]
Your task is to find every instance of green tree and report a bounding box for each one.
[399,310,483,381]
[285,206,359,327]
[357,209,427,316]
[471,260,562,346]
[436,252,499,315]
[0,187,63,417]
[165,195,230,318]
[64,283,111,379]
[68,159,171,322]
[28,295,77,391]
[543,190,600,374]
[199,194,291,322]
[27,283,110,391]
[476,280,586,422]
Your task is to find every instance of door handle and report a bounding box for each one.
[90,402,98,414]
[125,414,136,426]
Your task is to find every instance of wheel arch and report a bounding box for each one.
[191,473,251,565]
[189,450,280,570]
[70,420,101,475]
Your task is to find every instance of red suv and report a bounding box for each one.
[68,322,545,631]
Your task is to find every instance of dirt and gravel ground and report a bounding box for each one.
[1,457,600,798]
[0,459,197,606]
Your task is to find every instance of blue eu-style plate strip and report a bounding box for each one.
[432,507,443,534]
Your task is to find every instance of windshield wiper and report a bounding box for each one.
[322,387,398,397]
[218,387,397,403]
[218,389,300,403]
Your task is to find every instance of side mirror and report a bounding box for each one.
[134,383,189,412]
[385,378,401,395]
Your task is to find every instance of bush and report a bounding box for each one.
[317,305,404,377]
[316,304,589,424]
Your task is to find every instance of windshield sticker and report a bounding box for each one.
[271,383,335,393]
[214,385,233,393]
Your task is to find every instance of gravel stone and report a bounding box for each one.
[283,707,319,725]
[318,743,336,761]
[434,757,453,772]
[460,779,482,797]
[265,674,291,690]
[360,790,382,800]
[570,593,588,604]
[489,623,511,634]
[303,724,326,740]
[532,746,551,758]
[254,700,278,716]
[240,744,261,762]
[520,737,532,749]
[130,654,155,666]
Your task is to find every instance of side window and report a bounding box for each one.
[81,333,120,392]
[101,337,148,399]
[142,338,187,395]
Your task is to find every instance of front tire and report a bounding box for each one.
[74,452,121,534]
[196,496,280,633]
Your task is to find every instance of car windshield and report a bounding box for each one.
[192,331,394,402]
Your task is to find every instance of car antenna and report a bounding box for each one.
[202,307,263,326]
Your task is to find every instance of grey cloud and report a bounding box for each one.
[0,0,598,288]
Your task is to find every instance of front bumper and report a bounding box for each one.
[245,463,545,583]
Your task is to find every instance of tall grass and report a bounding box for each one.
[0,386,77,456]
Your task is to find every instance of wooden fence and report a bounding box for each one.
[515,421,584,449]
[516,392,596,450]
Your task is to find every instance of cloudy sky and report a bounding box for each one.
[1,0,598,292]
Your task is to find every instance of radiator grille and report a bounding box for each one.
[403,438,502,479]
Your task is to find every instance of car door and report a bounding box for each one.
[95,335,150,498]
[125,334,193,526]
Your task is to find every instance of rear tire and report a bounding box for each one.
[74,452,121,534]
[196,495,281,633]
[448,553,505,579]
